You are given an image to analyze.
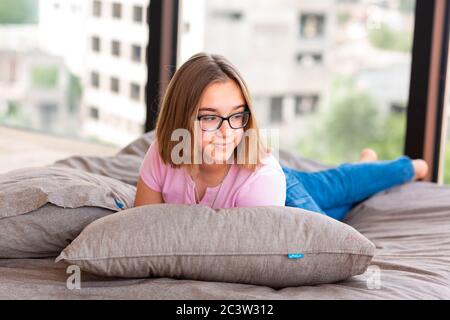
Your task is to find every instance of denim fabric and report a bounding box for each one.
[283,156,415,221]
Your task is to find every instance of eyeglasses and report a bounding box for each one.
[196,109,251,132]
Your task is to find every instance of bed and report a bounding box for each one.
[1,130,449,299]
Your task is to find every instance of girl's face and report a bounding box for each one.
[196,79,247,164]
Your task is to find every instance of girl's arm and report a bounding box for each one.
[133,176,164,207]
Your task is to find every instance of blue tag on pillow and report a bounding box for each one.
[287,253,304,259]
[114,198,125,209]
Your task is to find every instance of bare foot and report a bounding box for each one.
[358,148,378,162]
[412,159,428,181]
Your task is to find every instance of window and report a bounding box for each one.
[133,5,143,23]
[311,95,319,113]
[110,77,120,93]
[183,21,191,33]
[312,54,322,63]
[39,104,58,131]
[90,71,100,88]
[131,45,142,62]
[212,10,244,21]
[390,102,406,114]
[91,36,101,52]
[295,96,304,115]
[179,0,416,165]
[112,3,122,19]
[130,83,141,101]
[89,106,99,120]
[111,40,121,57]
[270,97,283,123]
[300,13,325,38]
[297,53,323,66]
[1,57,17,83]
[93,0,101,17]
[295,95,319,115]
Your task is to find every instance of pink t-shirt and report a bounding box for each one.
[138,140,286,209]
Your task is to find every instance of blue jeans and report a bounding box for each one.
[282,156,415,221]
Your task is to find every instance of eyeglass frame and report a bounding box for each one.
[196,107,251,132]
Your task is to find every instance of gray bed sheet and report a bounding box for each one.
[1,131,449,299]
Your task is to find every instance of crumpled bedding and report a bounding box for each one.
[0,130,449,299]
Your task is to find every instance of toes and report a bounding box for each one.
[413,159,429,180]
[359,148,378,162]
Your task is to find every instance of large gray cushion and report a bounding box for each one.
[51,130,156,186]
[56,204,376,288]
[0,203,114,258]
[0,166,136,258]
[0,166,136,219]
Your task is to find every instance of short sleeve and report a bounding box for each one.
[235,168,286,207]
[139,141,163,192]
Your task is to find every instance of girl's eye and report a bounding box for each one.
[203,116,218,121]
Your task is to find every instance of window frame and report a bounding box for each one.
[405,0,450,183]
[145,0,179,132]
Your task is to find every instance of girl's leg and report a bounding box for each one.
[283,155,415,212]
[283,166,327,215]
[284,166,352,221]
[325,204,354,221]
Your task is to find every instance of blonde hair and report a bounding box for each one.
[155,52,270,174]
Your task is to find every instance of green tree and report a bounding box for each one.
[296,76,407,166]
[367,112,406,160]
[67,74,82,114]
[322,91,380,163]
[368,23,412,53]
[0,0,38,24]
[0,101,31,126]
[443,141,450,184]
[398,0,416,14]
[31,66,59,89]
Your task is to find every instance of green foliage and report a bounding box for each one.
[322,91,380,163]
[443,142,450,184]
[7,101,19,117]
[398,0,416,14]
[0,101,31,126]
[0,0,38,24]
[366,112,406,160]
[32,66,58,89]
[368,23,412,53]
[296,76,406,166]
[337,12,351,25]
[68,74,82,114]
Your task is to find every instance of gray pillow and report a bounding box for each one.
[56,204,376,288]
[0,166,136,219]
[50,130,156,186]
[0,203,114,258]
[52,154,144,186]
[116,130,155,158]
[0,166,136,258]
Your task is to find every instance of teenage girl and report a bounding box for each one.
[134,53,428,221]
